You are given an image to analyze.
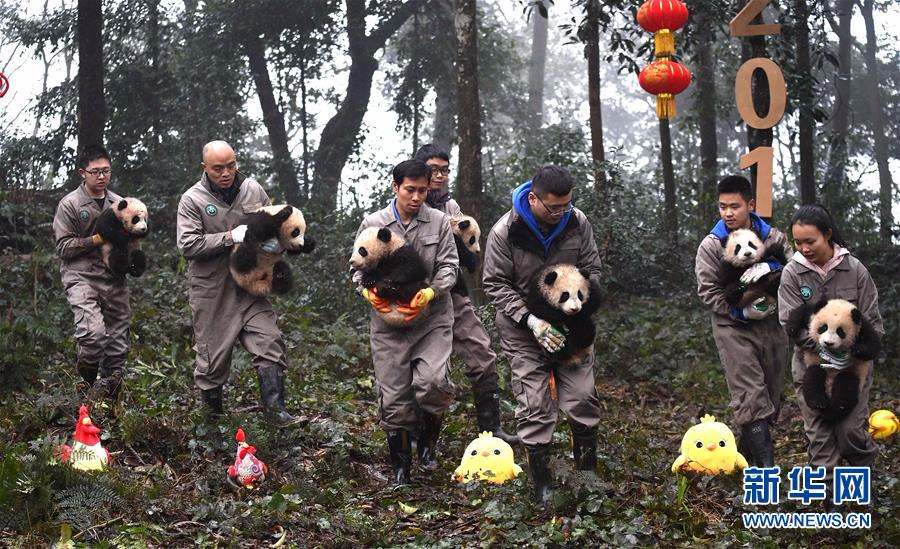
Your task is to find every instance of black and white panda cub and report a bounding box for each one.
[449,214,480,297]
[349,226,429,327]
[526,264,602,364]
[230,204,315,297]
[787,298,881,421]
[719,228,787,308]
[95,197,149,277]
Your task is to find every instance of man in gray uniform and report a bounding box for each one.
[695,175,792,467]
[176,140,299,426]
[483,164,602,507]
[53,144,130,398]
[352,159,459,485]
[413,144,517,445]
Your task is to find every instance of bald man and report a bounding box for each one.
[176,141,300,426]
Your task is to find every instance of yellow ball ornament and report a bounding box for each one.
[869,409,898,440]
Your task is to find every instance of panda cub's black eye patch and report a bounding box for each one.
[291,228,300,237]
[748,241,758,250]
[577,291,584,301]
[559,292,570,303]
[132,216,140,224]
[836,327,846,339]
[358,247,368,257]
[817,325,828,334]
[469,236,476,245]
[735,244,742,254]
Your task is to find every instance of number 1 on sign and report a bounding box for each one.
[740,146,773,217]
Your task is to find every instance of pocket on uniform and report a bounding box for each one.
[835,286,859,305]
[554,242,581,265]
[420,234,440,266]
[194,342,211,374]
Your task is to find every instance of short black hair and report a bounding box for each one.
[790,204,847,247]
[392,159,432,185]
[78,144,111,169]
[718,175,753,202]
[413,143,449,163]
[531,164,575,197]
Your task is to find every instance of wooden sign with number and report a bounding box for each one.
[730,0,785,218]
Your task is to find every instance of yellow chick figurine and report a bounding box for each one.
[869,409,899,440]
[454,431,523,484]
[672,414,748,475]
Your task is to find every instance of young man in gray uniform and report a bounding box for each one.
[176,140,299,427]
[54,145,131,398]
[483,165,602,507]
[694,175,792,467]
[413,144,517,445]
[352,159,459,485]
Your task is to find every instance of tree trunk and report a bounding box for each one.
[299,62,310,202]
[527,2,548,132]
[741,14,771,197]
[861,0,893,242]
[243,32,301,206]
[431,0,456,152]
[794,0,816,204]
[147,0,161,144]
[454,0,483,225]
[824,0,852,213]
[76,0,105,181]
[310,0,426,213]
[585,0,606,193]
[695,13,718,234]
[659,118,677,246]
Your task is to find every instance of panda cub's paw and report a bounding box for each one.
[801,365,830,411]
[129,249,147,277]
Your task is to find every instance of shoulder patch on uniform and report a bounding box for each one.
[800,286,812,301]
[205,204,218,216]
[78,209,89,221]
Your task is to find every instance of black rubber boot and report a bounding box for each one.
[417,411,443,472]
[744,419,774,468]
[738,426,756,467]
[473,388,519,446]
[570,422,598,472]
[76,361,99,386]
[201,386,224,415]
[386,429,412,485]
[525,443,553,510]
[257,365,303,427]
[90,370,123,400]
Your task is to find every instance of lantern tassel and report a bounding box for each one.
[654,29,675,58]
[657,94,676,119]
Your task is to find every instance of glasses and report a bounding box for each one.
[534,193,574,217]
[428,166,451,176]
[84,168,111,177]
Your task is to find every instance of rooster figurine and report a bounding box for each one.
[58,405,110,471]
[226,428,268,490]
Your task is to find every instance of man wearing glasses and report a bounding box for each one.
[413,144,518,446]
[53,144,131,398]
[176,140,301,427]
[483,164,602,509]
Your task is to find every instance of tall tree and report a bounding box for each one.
[694,10,718,233]
[860,0,894,242]
[584,0,606,193]
[527,1,548,132]
[75,0,104,173]
[455,0,483,225]
[309,0,427,213]
[659,119,677,245]
[793,0,816,204]
[823,0,852,212]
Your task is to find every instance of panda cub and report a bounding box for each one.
[526,264,602,364]
[230,204,315,297]
[788,298,881,421]
[719,228,787,308]
[95,197,149,277]
[349,227,429,327]
[449,214,480,297]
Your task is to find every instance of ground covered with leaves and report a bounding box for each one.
[1,241,898,547]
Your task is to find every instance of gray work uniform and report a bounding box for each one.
[433,198,498,392]
[695,228,792,426]
[353,203,459,432]
[176,174,288,390]
[778,253,883,476]
[482,208,602,446]
[53,184,130,375]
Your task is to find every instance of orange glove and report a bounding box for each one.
[362,288,392,313]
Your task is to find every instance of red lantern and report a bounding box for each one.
[0,71,9,98]
[639,60,692,119]
[637,0,689,58]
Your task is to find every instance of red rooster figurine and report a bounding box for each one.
[58,405,110,471]
[226,428,267,489]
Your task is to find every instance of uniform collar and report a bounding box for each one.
[76,183,114,208]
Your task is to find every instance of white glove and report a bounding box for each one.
[740,262,773,285]
[742,297,776,320]
[526,314,566,353]
[818,347,850,368]
[260,237,284,254]
[231,225,248,244]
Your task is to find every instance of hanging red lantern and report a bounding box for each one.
[639,60,692,119]
[637,0,689,58]
[0,71,9,98]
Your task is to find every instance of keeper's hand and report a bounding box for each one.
[740,262,773,286]
[526,314,566,353]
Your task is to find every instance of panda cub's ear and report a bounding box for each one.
[812,297,829,314]
[578,268,591,281]
[458,220,470,230]
[377,228,392,243]
[543,271,558,285]
[851,308,862,325]
[117,199,129,211]
[719,233,730,248]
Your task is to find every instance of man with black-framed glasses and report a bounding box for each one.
[483,164,603,509]
[53,144,132,398]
